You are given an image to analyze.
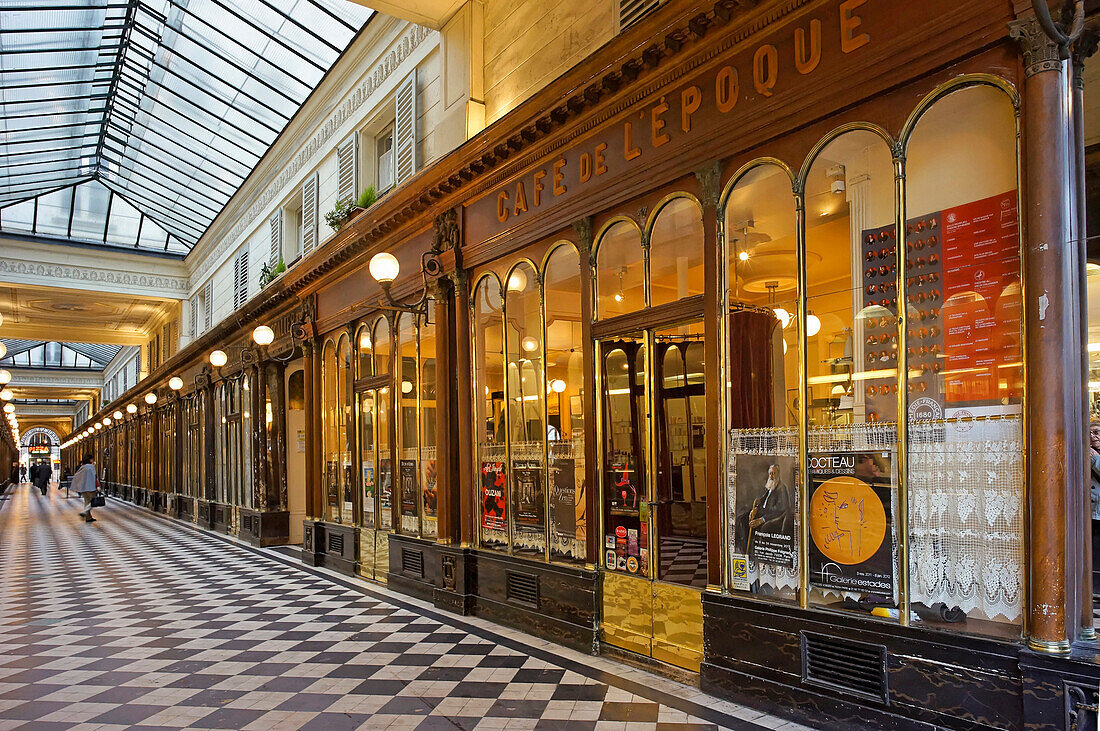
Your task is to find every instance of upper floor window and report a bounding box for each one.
[376,124,395,193]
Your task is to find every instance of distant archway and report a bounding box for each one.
[21,427,60,447]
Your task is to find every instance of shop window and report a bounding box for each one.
[649,196,705,307]
[505,261,545,556]
[420,316,438,540]
[804,129,899,616]
[596,220,645,318]
[398,313,420,535]
[242,375,254,511]
[903,84,1022,634]
[322,340,339,522]
[474,275,507,550]
[358,324,374,379]
[544,244,586,563]
[337,335,353,523]
[724,162,800,602]
[215,382,228,504]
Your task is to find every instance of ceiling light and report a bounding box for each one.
[773,307,791,329]
[102,417,111,426]
[401,380,413,394]
[0,343,6,359]
[550,379,567,393]
[521,336,538,352]
[507,269,527,292]
[738,251,749,262]
[94,423,102,430]
[806,313,821,337]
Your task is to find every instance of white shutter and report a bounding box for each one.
[268,210,282,265]
[189,297,198,338]
[233,250,249,310]
[203,280,213,330]
[301,173,319,254]
[336,135,358,205]
[394,70,417,185]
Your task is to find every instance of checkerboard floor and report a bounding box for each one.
[0,483,814,730]
[657,538,709,588]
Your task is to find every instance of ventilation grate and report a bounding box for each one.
[506,571,539,607]
[801,632,888,704]
[328,533,345,555]
[402,548,424,578]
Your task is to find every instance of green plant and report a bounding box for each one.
[356,185,377,209]
[324,199,353,231]
[259,257,286,289]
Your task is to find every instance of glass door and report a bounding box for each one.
[598,324,706,672]
[356,380,391,582]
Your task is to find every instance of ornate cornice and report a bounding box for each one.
[0,259,188,298]
[191,23,436,285]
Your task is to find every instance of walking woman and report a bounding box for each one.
[73,454,99,523]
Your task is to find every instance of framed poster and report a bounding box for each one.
[400,460,418,514]
[480,461,506,530]
[513,459,543,527]
[732,454,797,568]
[379,458,392,511]
[807,451,893,595]
[422,459,437,517]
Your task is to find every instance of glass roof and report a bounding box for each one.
[0,0,374,251]
[0,340,123,369]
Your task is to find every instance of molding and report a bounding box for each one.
[189,23,437,288]
[8,370,104,389]
[20,426,60,446]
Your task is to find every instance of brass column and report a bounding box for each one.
[303,339,317,520]
[454,270,475,546]
[433,281,457,543]
[1010,14,1083,653]
[574,217,598,567]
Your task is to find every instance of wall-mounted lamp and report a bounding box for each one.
[144,392,158,405]
[126,404,138,414]
[0,389,11,401]
[368,247,441,317]
[113,411,123,420]
[169,376,184,390]
[209,350,228,368]
[252,325,275,346]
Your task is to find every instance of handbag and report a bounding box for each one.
[90,493,106,508]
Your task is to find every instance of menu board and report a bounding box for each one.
[860,190,1019,421]
[480,461,506,530]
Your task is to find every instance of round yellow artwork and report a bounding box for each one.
[809,476,886,565]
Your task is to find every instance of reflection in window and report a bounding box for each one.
[724,163,800,601]
[474,275,507,550]
[398,313,419,535]
[649,197,704,307]
[322,340,340,522]
[420,317,438,539]
[544,245,586,563]
[904,84,1023,633]
[804,129,899,615]
[596,220,645,318]
[374,317,393,530]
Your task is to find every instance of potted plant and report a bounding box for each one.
[323,186,379,232]
[259,257,286,289]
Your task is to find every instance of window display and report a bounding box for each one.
[474,275,507,550]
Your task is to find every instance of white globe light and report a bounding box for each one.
[126,404,138,414]
[145,392,158,405]
[209,350,228,368]
[368,252,400,283]
[113,411,123,420]
[550,379,567,393]
[252,325,275,346]
[0,389,11,401]
[401,380,413,394]
[0,342,6,359]
[806,313,822,337]
[94,423,102,430]
[773,307,791,329]
[169,376,184,390]
[102,417,111,426]
[507,269,528,292]
[2,403,13,414]
[0,370,10,385]
[521,336,538,352]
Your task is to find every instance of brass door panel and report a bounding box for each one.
[374,531,389,584]
[651,581,703,672]
[358,527,377,581]
[601,571,652,656]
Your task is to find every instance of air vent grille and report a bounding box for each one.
[328,533,344,555]
[402,549,424,578]
[801,632,888,704]
[506,572,539,607]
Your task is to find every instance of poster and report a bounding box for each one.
[513,459,543,528]
[549,455,582,556]
[297,430,306,453]
[379,458,392,511]
[422,459,437,517]
[807,451,893,595]
[400,460,418,514]
[480,461,506,530]
[363,461,375,516]
[732,454,797,568]
[606,453,640,512]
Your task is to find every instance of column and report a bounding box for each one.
[1010,15,1083,653]
[303,340,317,520]
[433,280,458,543]
[454,270,475,546]
[574,217,598,567]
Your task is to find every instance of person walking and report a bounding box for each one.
[28,464,38,491]
[73,454,99,523]
[36,462,52,496]
[19,464,26,482]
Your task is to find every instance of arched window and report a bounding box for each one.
[373,317,393,529]
[397,313,419,535]
[649,196,705,307]
[595,220,644,318]
[419,314,438,539]
[321,339,339,522]
[473,274,507,550]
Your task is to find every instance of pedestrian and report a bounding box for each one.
[73,454,99,523]
[28,463,38,490]
[36,462,51,496]
[19,464,26,482]
[9,461,17,485]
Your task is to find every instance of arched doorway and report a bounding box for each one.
[21,427,60,477]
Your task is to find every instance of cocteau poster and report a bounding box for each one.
[807,451,893,595]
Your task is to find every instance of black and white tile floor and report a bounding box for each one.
[0,483,814,730]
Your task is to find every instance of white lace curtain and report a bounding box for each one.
[907,417,1024,622]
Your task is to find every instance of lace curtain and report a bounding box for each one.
[907,416,1023,622]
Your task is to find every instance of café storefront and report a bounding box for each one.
[66,0,1099,727]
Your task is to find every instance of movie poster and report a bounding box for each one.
[422,459,437,517]
[731,454,797,568]
[807,451,893,595]
[513,459,543,527]
[400,460,417,514]
[480,461,506,530]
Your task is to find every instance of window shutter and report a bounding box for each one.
[301,173,319,254]
[394,70,417,185]
[189,296,198,338]
[204,280,213,330]
[337,135,358,205]
[233,250,249,310]
[133,356,139,384]
[619,0,662,30]
[268,210,282,265]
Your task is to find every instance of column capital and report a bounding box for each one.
[1010,16,1065,76]
[1072,28,1099,89]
